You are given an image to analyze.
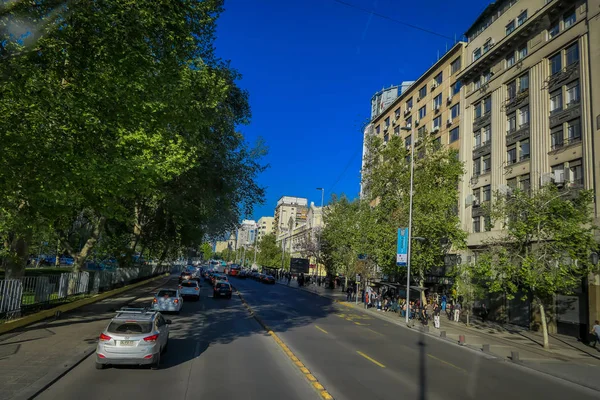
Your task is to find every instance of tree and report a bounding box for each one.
[200,243,213,261]
[256,233,283,269]
[473,184,597,348]
[361,131,467,294]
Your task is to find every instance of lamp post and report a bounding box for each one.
[316,187,325,279]
[400,126,416,324]
[252,228,258,267]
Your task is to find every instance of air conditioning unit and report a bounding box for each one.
[498,184,513,196]
[384,125,389,131]
[432,82,438,89]
[415,119,420,126]
[447,95,453,104]
[473,199,480,207]
[406,123,412,129]
[392,118,398,125]
[554,169,568,186]
[447,118,453,125]
[432,126,440,133]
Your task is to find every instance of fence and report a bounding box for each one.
[0,264,172,321]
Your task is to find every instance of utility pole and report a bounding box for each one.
[252,228,258,267]
[401,126,416,324]
[316,187,325,279]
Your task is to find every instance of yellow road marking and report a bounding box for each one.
[356,351,386,368]
[313,382,325,390]
[427,354,467,372]
[366,328,383,336]
[354,321,370,326]
[315,325,329,334]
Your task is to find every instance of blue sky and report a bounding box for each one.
[215,0,488,221]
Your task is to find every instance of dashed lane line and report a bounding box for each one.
[356,351,386,368]
[315,325,329,334]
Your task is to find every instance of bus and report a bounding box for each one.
[228,264,241,276]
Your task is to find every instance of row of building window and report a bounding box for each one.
[468,0,518,42]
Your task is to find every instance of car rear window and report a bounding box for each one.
[216,283,230,289]
[108,321,153,334]
[181,282,197,287]
[157,290,177,297]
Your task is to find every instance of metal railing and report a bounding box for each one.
[0,264,171,322]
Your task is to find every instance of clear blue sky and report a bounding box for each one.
[215,0,488,221]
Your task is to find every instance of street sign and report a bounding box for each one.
[356,274,361,282]
[290,258,310,273]
[396,228,408,266]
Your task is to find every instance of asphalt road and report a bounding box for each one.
[234,278,600,400]
[35,275,319,400]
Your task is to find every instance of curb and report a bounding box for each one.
[236,290,335,400]
[10,274,173,400]
[0,273,170,335]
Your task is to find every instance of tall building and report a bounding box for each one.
[457,0,600,335]
[256,216,274,241]
[237,220,257,248]
[274,196,308,238]
[370,82,416,119]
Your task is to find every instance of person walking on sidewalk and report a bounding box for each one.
[590,320,600,347]
[346,285,353,302]
[287,273,292,286]
[453,302,461,322]
[433,302,441,329]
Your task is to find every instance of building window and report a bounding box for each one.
[548,20,560,39]
[507,146,517,164]
[483,96,491,114]
[520,174,531,192]
[550,53,562,75]
[419,86,427,99]
[519,73,529,92]
[433,94,442,109]
[394,125,400,136]
[506,52,516,68]
[473,216,481,233]
[507,113,516,133]
[507,177,517,190]
[566,42,579,66]
[449,127,459,143]
[451,103,460,119]
[550,90,563,113]
[407,98,413,109]
[452,80,461,95]
[418,106,426,119]
[483,125,491,143]
[568,159,583,185]
[517,10,528,26]
[566,80,580,106]
[406,116,412,127]
[375,125,380,134]
[482,155,491,173]
[474,130,481,147]
[567,118,581,143]
[473,48,482,61]
[519,106,529,127]
[506,20,515,35]
[551,126,564,149]
[474,158,481,176]
[384,132,390,143]
[395,108,401,118]
[519,139,530,161]
[484,215,492,231]
[451,57,461,74]
[483,70,492,83]
[483,39,492,54]
[405,135,412,147]
[474,103,482,119]
[507,80,517,100]
[433,137,442,148]
[563,9,576,30]
[433,116,441,130]
[385,117,390,127]
[434,72,443,85]
[483,185,491,202]
[418,126,427,139]
[517,45,528,60]
[474,78,482,90]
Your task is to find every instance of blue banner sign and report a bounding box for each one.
[397,228,408,266]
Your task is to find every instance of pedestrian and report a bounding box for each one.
[433,302,441,329]
[481,303,489,322]
[287,273,292,286]
[454,302,461,322]
[590,320,600,348]
[346,286,353,302]
[441,294,447,312]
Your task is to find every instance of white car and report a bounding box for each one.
[152,289,183,314]
[179,280,200,301]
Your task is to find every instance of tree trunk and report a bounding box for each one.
[67,216,106,272]
[539,301,550,349]
[4,236,29,280]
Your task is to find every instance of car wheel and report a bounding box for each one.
[151,352,161,370]
[96,362,106,370]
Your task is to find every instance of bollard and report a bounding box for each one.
[482,344,490,353]
[440,331,446,338]
[511,351,520,362]
[458,334,466,345]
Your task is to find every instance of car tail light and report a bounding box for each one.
[153,298,157,303]
[99,333,111,341]
[143,354,154,359]
[178,286,182,289]
[195,287,199,291]
[174,299,179,304]
[143,334,159,342]
[97,353,106,358]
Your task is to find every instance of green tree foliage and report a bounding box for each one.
[0,0,265,277]
[361,131,467,284]
[256,233,284,269]
[200,243,213,261]
[474,184,597,348]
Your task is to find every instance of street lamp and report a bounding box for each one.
[401,125,416,324]
[316,187,325,279]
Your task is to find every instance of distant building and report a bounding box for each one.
[273,196,308,238]
[256,216,274,241]
[237,220,258,248]
[370,81,415,119]
[215,232,236,253]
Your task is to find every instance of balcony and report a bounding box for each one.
[546,61,580,91]
[506,123,530,146]
[504,89,529,115]
[473,141,491,159]
[549,101,581,128]
[473,112,491,131]
[561,178,585,200]
[472,202,488,217]
[550,135,582,151]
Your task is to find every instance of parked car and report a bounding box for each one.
[95,308,171,370]
[261,275,276,284]
[213,281,233,299]
[151,289,183,314]
[179,280,201,301]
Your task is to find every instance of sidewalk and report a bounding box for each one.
[279,278,600,392]
[0,274,172,400]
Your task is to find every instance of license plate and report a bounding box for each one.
[120,340,135,346]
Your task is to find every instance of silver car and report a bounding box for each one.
[95,308,171,370]
[179,280,200,301]
[152,288,183,313]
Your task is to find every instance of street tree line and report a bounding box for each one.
[320,130,597,348]
[0,0,265,278]
[214,233,291,270]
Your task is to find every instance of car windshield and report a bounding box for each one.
[157,290,177,297]
[107,321,153,334]
[181,282,197,287]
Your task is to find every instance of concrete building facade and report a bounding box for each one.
[237,219,257,249]
[256,216,274,242]
[274,196,309,239]
[457,0,600,336]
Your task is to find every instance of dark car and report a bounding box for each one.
[179,271,193,283]
[262,275,275,284]
[238,270,247,279]
[213,281,233,299]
